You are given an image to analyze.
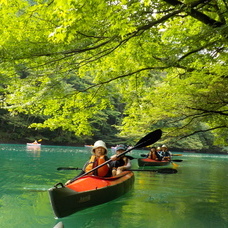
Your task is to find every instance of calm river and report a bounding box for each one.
[0,144,228,228]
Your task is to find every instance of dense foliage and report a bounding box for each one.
[0,0,227,149]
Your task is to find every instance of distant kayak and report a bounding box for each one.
[26,143,41,146]
[138,158,170,166]
[84,145,93,148]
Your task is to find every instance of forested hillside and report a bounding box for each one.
[0,0,227,152]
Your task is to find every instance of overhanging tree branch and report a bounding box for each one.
[187,107,228,116]
[162,0,225,28]
[76,66,170,93]
[179,125,227,139]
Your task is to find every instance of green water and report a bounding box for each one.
[0,144,228,228]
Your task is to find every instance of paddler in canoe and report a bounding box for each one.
[146,145,172,161]
[111,144,132,176]
[146,146,163,161]
[83,140,113,177]
[161,145,172,161]
[73,141,131,178]
[66,140,116,184]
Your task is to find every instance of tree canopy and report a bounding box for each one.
[0,0,227,147]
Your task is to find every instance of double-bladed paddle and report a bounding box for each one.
[67,129,162,184]
[57,167,177,174]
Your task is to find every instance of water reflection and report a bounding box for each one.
[27,145,41,158]
[0,146,228,228]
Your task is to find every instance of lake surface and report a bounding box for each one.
[0,144,228,228]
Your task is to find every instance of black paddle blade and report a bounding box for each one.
[140,154,147,157]
[172,159,183,162]
[57,167,82,171]
[135,129,162,148]
[157,168,177,174]
[130,168,177,174]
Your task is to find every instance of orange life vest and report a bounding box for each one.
[85,155,110,177]
[148,152,157,160]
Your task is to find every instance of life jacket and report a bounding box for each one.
[113,157,125,168]
[163,151,171,160]
[148,151,157,160]
[85,155,110,177]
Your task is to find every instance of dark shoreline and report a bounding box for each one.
[1,140,227,155]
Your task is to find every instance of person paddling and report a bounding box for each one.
[82,140,113,177]
[65,140,113,184]
[147,146,160,160]
[161,145,172,161]
[111,144,131,176]
[156,146,163,161]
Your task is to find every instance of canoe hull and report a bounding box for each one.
[27,143,41,146]
[138,158,170,166]
[48,171,134,218]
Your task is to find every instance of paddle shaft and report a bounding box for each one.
[57,167,177,174]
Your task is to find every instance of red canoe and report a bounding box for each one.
[138,158,170,166]
[48,171,134,218]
